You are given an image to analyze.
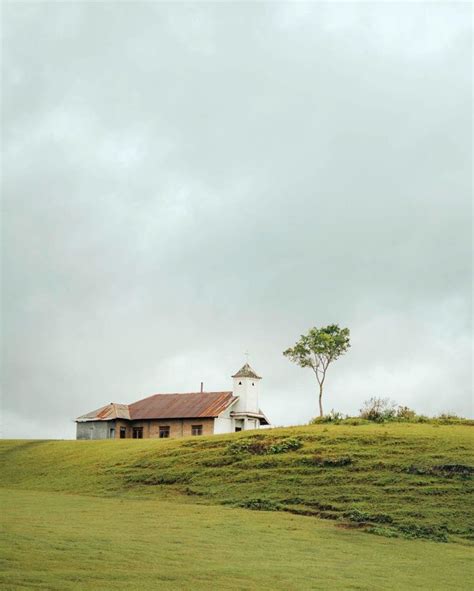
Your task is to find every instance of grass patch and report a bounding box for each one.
[1,488,473,591]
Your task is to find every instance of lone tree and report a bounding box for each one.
[283,324,350,417]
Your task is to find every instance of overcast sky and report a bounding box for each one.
[2,2,472,439]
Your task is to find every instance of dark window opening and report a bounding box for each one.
[120,427,126,439]
[238,381,242,385]
[191,424,203,436]
[132,426,143,439]
[159,426,170,438]
[235,427,242,432]
[252,382,254,386]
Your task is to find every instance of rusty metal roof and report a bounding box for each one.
[76,403,130,422]
[76,392,239,422]
[128,391,237,420]
[231,363,262,380]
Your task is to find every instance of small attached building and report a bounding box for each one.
[76,363,270,440]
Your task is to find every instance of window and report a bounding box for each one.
[120,427,126,439]
[132,426,143,439]
[191,424,203,436]
[235,427,242,432]
[238,381,242,385]
[159,426,170,438]
[109,428,115,439]
[252,382,254,386]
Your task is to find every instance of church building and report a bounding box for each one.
[76,363,270,440]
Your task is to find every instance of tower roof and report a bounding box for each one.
[231,362,262,380]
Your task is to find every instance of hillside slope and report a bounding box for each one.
[1,422,473,544]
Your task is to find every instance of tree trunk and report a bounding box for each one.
[318,382,324,417]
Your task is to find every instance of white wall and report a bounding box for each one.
[247,418,258,430]
[213,416,233,434]
[232,377,260,413]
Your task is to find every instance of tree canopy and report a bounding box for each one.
[283,324,350,417]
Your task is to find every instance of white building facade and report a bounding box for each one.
[213,363,269,433]
[76,362,269,439]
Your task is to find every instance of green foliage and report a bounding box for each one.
[405,463,473,479]
[342,417,370,426]
[228,436,302,455]
[436,413,469,425]
[396,406,417,420]
[310,410,346,424]
[360,397,397,422]
[412,414,430,423]
[344,508,393,524]
[359,400,472,425]
[283,324,350,416]
[397,524,449,543]
[283,324,351,369]
[438,413,461,420]
[366,524,449,543]
[236,498,281,511]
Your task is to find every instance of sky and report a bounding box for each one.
[2,2,472,439]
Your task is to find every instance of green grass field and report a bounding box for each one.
[1,422,473,589]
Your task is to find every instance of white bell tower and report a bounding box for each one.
[232,363,262,414]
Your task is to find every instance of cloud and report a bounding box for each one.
[2,2,472,438]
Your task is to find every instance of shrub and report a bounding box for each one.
[367,524,448,542]
[344,508,393,524]
[237,498,280,511]
[413,414,430,423]
[310,410,345,424]
[438,412,460,420]
[405,464,473,479]
[268,438,303,454]
[343,418,368,426]
[228,439,267,455]
[228,437,302,456]
[398,523,449,543]
[359,397,397,422]
[396,405,417,420]
[435,464,473,475]
[436,412,470,424]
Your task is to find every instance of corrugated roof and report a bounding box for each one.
[76,403,130,422]
[231,363,262,380]
[129,391,237,420]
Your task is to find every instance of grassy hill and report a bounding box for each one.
[1,422,473,590]
[2,422,473,542]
